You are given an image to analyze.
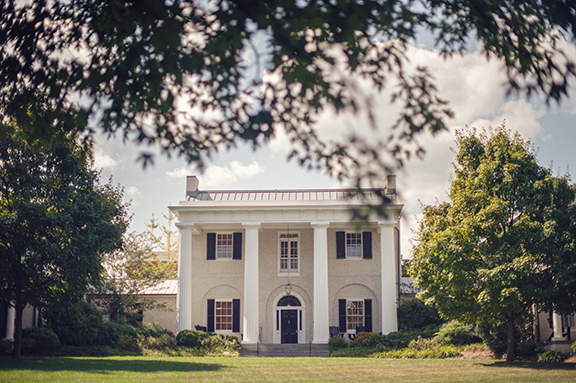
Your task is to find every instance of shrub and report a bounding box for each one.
[43,300,103,346]
[137,333,177,349]
[572,341,576,354]
[371,345,461,359]
[516,340,539,357]
[328,336,348,351]
[537,350,563,363]
[434,321,481,346]
[398,299,445,330]
[99,321,139,351]
[408,336,440,351]
[356,332,376,347]
[137,321,174,338]
[22,327,61,355]
[0,339,13,354]
[176,330,210,348]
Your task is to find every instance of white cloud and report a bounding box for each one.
[92,148,119,170]
[125,186,140,196]
[165,161,265,189]
[200,161,265,188]
[166,167,190,179]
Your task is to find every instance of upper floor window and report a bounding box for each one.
[279,232,299,273]
[336,231,372,259]
[207,232,242,260]
[217,234,233,259]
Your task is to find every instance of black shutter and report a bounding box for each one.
[336,231,345,259]
[362,231,372,259]
[364,299,372,332]
[232,299,240,332]
[207,299,215,332]
[207,233,216,260]
[233,232,242,260]
[339,299,347,332]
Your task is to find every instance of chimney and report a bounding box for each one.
[186,176,199,198]
[386,174,396,197]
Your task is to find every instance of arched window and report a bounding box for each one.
[277,295,301,307]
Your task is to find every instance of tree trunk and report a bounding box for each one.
[506,316,515,363]
[12,300,24,359]
[532,304,540,345]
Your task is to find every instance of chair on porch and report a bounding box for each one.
[329,326,341,338]
[348,326,366,340]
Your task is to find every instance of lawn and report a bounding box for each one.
[1,356,575,383]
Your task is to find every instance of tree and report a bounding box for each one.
[2,1,576,194]
[409,125,576,362]
[94,211,178,324]
[0,123,129,359]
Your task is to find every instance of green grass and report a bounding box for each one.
[0,356,575,382]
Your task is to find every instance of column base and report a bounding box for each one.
[312,339,329,344]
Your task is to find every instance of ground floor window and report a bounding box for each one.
[346,300,364,331]
[215,301,233,331]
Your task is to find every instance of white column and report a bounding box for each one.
[552,312,565,341]
[5,304,15,340]
[379,220,398,334]
[243,223,261,344]
[176,224,194,333]
[311,222,330,344]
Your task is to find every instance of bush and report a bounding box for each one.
[516,340,539,357]
[175,330,239,354]
[371,345,461,359]
[99,321,139,351]
[22,327,61,355]
[537,350,563,363]
[408,336,440,351]
[43,300,104,346]
[328,336,348,351]
[434,321,481,346]
[137,321,174,338]
[0,339,13,354]
[398,299,445,330]
[356,332,376,347]
[370,324,441,349]
[572,341,576,354]
[176,330,211,348]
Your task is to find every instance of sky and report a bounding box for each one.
[93,39,576,261]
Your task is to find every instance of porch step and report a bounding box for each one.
[239,343,329,357]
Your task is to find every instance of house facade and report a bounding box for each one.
[169,175,402,344]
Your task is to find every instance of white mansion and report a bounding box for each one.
[169,175,402,344]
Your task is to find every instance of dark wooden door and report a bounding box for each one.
[281,310,298,344]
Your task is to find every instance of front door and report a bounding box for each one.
[281,310,298,344]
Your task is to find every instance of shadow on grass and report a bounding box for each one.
[0,357,228,374]
[480,361,576,370]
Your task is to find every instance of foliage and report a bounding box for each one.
[4,1,576,198]
[93,212,177,324]
[99,321,139,351]
[410,125,576,362]
[572,341,576,354]
[408,336,440,351]
[21,328,61,356]
[537,350,564,363]
[370,345,461,359]
[356,332,377,347]
[434,321,481,346]
[516,341,539,357]
[43,300,104,346]
[328,336,348,352]
[398,299,445,330]
[476,315,534,359]
[368,325,441,349]
[0,123,129,358]
[0,339,12,354]
[175,330,239,355]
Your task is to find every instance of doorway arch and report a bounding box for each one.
[273,292,306,344]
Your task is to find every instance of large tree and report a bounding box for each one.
[94,211,178,324]
[0,123,129,359]
[410,125,576,362]
[2,1,576,193]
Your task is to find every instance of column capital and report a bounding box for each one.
[175,222,195,230]
[242,222,261,230]
[378,219,397,228]
[310,221,330,229]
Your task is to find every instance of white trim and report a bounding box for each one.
[272,292,306,344]
[277,231,300,276]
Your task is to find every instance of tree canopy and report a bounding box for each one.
[2,1,576,189]
[409,125,576,362]
[0,123,129,358]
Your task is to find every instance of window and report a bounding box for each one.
[346,233,362,258]
[279,232,299,273]
[336,231,372,259]
[215,301,233,331]
[208,299,240,333]
[346,300,364,331]
[217,234,233,259]
[338,299,372,333]
[207,232,242,260]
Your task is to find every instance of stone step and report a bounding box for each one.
[239,343,329,358]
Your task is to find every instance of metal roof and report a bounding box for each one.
[187,189,386,202]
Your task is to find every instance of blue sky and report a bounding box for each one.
[93,41,576,259]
